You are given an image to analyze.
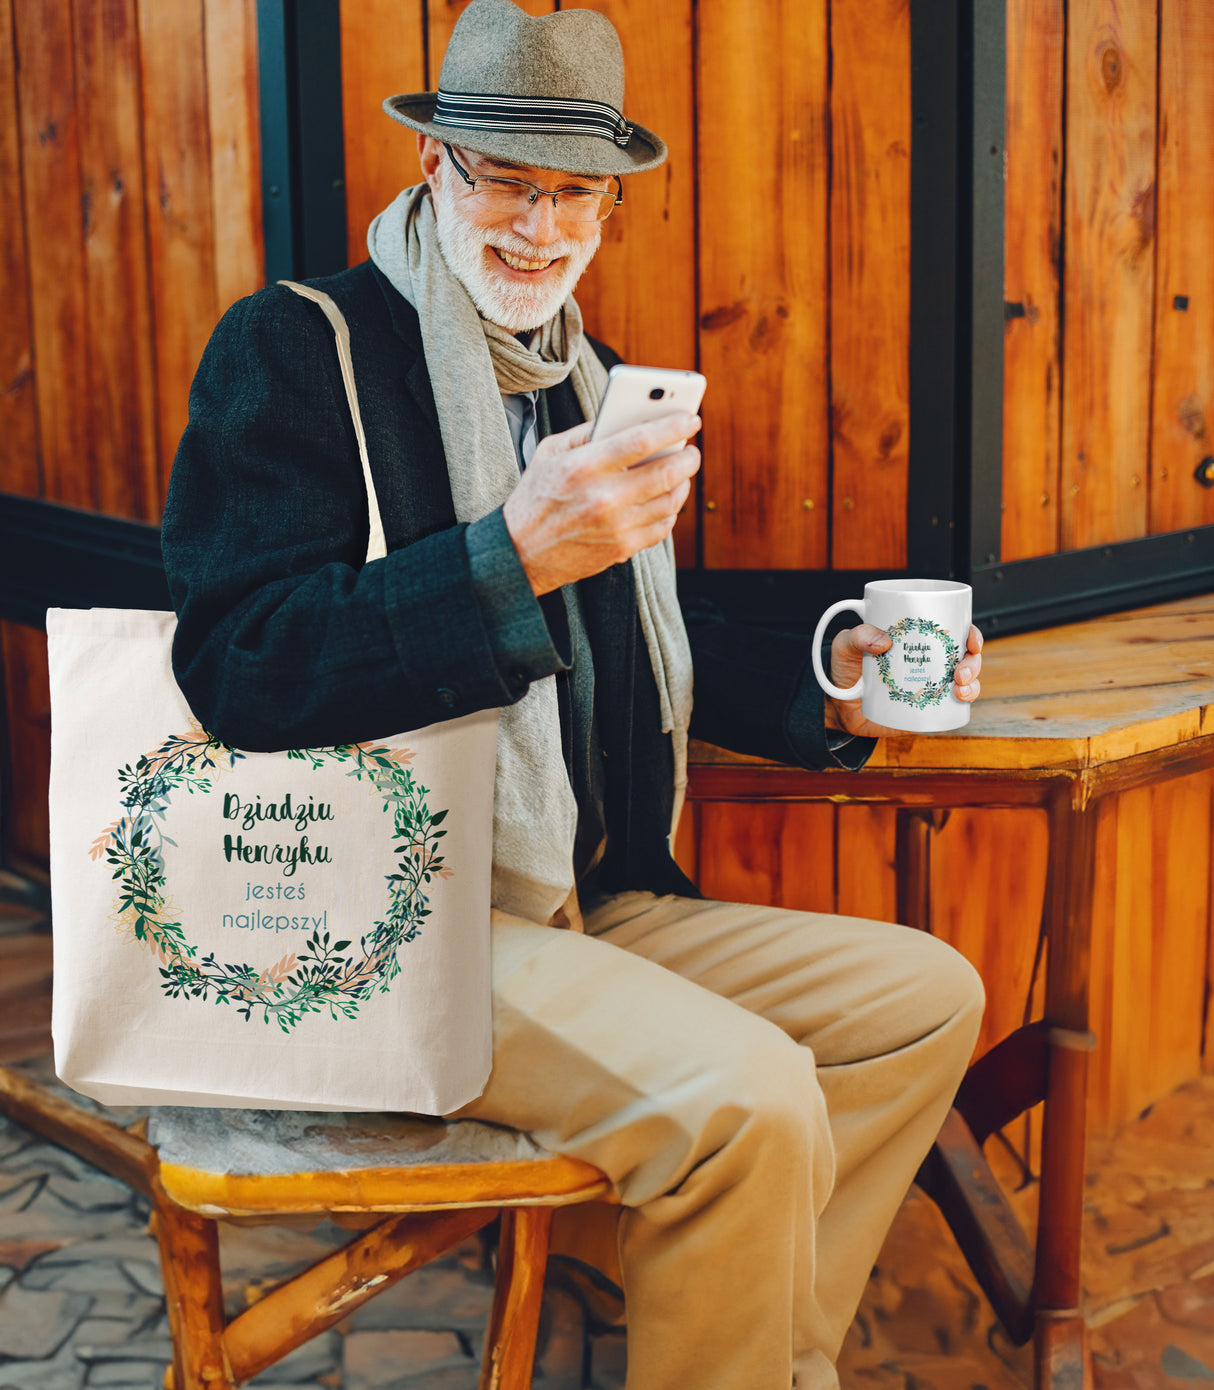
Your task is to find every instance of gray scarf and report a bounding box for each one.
[368,184,691,924]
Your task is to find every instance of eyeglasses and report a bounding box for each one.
[443,144,622,223]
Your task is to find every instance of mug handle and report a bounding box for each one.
[812,599,867,701]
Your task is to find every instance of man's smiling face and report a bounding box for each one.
[419,135,606,333]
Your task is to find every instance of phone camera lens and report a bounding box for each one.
[648,388,666,401]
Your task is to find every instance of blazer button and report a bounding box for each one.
[437,687,458,709]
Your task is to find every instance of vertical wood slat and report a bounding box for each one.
[697,0,829,570]
[74,0,160,522]
[0,624,50,864]
[137,0,219,507]
[340,0,425,266]
[573,0,699,567]
[696,803,835,916]
[1148,0,1214,535]
[1207,780,1214,1072]
[827,0,911,570]
[205,0,265,312]
[928,809,1050,1065]
[1086,776,1212,1132]
[11,0,92,508]
[0,0,39,498]
[1001,0,1065,562]
[1060,0,1158,551]
[834,806,898,925]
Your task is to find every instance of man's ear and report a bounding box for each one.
[418,135,443,192]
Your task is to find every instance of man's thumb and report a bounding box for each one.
[559,421,595,449]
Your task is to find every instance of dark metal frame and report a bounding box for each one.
[0,495,169,629]
[256,0,348,283]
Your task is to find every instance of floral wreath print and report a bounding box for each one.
[875,617,961,710]
[88,720,452,1033]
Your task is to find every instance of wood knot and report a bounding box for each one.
[699,301,746,331]
[877,420,903,460]
[1100,44,1123,93]
[1178,394,1207,441]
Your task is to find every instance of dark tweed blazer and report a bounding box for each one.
[161,261,869,899]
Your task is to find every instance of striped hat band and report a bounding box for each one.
[433,89,634,149]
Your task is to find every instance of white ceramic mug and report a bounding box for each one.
[811,579,973,733]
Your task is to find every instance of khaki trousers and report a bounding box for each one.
[449,892,985,1390]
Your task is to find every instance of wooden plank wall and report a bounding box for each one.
[1,0,264,864]
[1003,0,1214,559]
[342,0,1214,569]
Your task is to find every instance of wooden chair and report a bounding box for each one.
[0,1063,613,1390]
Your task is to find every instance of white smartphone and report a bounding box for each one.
[590,364,707,465]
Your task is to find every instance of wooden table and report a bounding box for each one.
[686,595,1214,1389]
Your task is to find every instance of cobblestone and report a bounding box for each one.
[246,1328,341,1382]
[0,1113,621,1389]
[83,1362,162,1387]
[0,1283,91,1359]
[0,1340,88,1390]
[343,1329,469,1385]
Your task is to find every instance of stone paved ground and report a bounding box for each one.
[0,1108,626,1390]
[3,1054,1213,1388]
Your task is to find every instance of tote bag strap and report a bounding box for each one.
[278,280,388,565]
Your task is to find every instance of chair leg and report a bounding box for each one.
[150,1179,234,1390]
[479,1206,554,1390]
[1034,1309,1092,1390]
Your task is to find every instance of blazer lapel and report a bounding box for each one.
[369,262,443,445]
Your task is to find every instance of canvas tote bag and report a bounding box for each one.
[48,282,498,1113]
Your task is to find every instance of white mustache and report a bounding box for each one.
[483,230,582,262]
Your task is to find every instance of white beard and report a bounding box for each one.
[433,188,600,333]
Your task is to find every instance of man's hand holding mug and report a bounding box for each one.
[813,580,984,739]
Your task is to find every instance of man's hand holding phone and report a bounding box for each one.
[503,411,701,596]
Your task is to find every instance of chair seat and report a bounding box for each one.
[148,1106,612,1217]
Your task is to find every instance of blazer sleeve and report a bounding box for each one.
[681,594,875,772]
[162,285,567,752]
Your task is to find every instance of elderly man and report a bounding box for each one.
[162,1,985,1386]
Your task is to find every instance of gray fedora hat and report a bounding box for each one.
[383,0,666,177]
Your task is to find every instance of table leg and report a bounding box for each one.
[895,809,933,931]
[1032,781,1099,1389]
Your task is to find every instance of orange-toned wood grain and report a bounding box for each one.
[1148,0,1214,535]
[928,809,1050,1063]
[137,0,219,505]
[835,805,899,924]
[340,0,425,265]
[149,1189,228,1390]
[159,1155,609,1217]
[0,0,39,499]
[1087,774,1212,1131]
[479,1206,552,1390]
[1001,0,1065,561]
[828,0,911,570]
[1060,0,1157,550]
[1207,796,1214,1072]
[573,0,698,566]
[0,623,50,864]
[696,802,835,915]
[74,0,160,522]
[205,0,265,313]
[697,0,829,569]
[12,0,92,509]
[672,800,698,884]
